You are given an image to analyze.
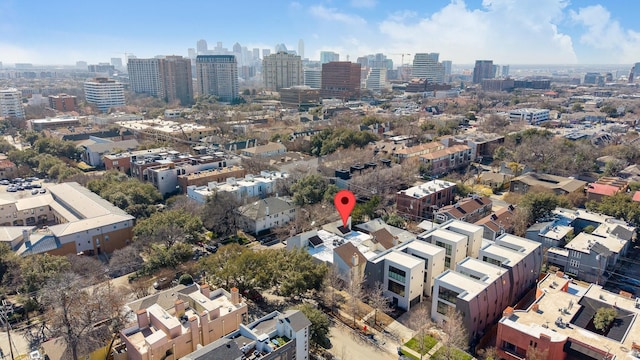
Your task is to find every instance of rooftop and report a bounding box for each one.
[501,273,640,360]
[307,229,374,264]
[398,180,456,199]
[436,269,492,301]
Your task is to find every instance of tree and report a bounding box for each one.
[526,345,549,360]
[108,246,144,277]
[295,303,330,349]
[519,190,569,225]
[87,171,161,218]
[408,303,434,360]
[383,213,406,229]
[367,281,392,326]
[134,209,203,247]
[345,268,365,327]
[179,274,194,285]
[593,307,617,331]
[291,174,328,206]
[477,346,499,360]
[321,265,344,314]
[41,272,126,360]
[435,306,469,360]
[19,254,70,293]
[571,103,584,112]
[202,191,241,239]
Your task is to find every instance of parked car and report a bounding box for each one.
[31,189,39,195]
[39,188,46,194]
[153,277,172,290]
[0,179,9,185]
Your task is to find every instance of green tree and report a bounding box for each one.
[179,274,194,285]
[134,209,203,246]
[383,213,406,229]
[593,307,617,331]
[202,191,240,239]
[291,174,328,206]
[20,254,70,293]
[572,103,584,112]
[586,193,640,233]
[295,303,330,349]
[519,191,569,224]
[87,171,161,217]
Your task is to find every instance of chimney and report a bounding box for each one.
[136,309,149,328]
[393,236,398,246]
[175,299,185,317]
[351,253,359,267]
[22,229,29,243]
[200,284,211,298]
[265,206,270,216]
[502,306,514,318]
[231,287,240,305]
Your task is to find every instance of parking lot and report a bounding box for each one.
[0,177,51,201]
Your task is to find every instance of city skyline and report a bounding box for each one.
[1,0,639,66]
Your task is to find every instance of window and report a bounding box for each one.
[388,266,406,283]
[569,259,580,268]
[436,300,451,315]
[444,257,451,268]
[387,279,405,296]
[435,241,452,256]
[483,256,502,266]
[438,286,460,303]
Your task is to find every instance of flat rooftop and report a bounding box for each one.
[307,229,374,263]
[398,180,456,198]
[399,239,445,257]
[480,243,525,266]
[436,270,490,301]
[381,250,424,269]
[456,257,507,283]
[502,273,640,360]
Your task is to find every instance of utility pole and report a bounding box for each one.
[0,301,15,360]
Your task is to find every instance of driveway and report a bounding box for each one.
[327,322,397,360]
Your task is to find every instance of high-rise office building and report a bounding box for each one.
[84,78,125,112]
[365,67,387,92]
[502,65,510,78]
[298,39,305,59]
[0,88,24,119]
[188,48,196,59]
[320,51,340,64]
[320,61,361,100]
[632,62,640,80]
[262,52,303,91]
[442,60,452,82]
[196,55,238,102]
[111,57,123,69]
[412,53,445,84]
[473,60,495,84]
[127,56,193,106]
[197,39,208,54]
[0,62,3,70]
[275,43,288,53]
[252,48,260,61]
[304,69,322,89]
[262,49,271,58]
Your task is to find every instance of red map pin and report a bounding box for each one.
[334,190,356,228]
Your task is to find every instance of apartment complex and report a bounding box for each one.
[216,310,310,360]
[496,272,640,360]
[116,119,217,143]
[0,182,135,256]
[196,55,239,102]
[262,52,303,91]
[128,56,194,106]
[0,88,24,119]
[411,53,445,84]
[187,171,289,203]
[432,234,542,342]
[396,180,456,220]
[320,61,361,100]
[121,284,248,360]
[48,93,77,112]
[83,78,125,112]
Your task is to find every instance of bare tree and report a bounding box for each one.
[108,246,144,277]
[477,346,499,360]
[525,345,549,360]
[367,281,391,327]
[321,265,344,314]
[202,191,241,239]
[434,306,469,360]
[408,303,434,360]
[41,272,127,360]
[345,268,365,328]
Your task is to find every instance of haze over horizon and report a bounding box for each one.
[1,0,640,66]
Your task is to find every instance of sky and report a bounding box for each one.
[1,0,639,66]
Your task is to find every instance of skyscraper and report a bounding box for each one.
[110,57,123,69]
[633,62,640,79]
[197,39,208,54]
[0,88,24,119]
[320,61,361,100]
[196,55,238,102]
[263,52,303,91]
[320,51,340,64]
[365,67,387,92]
[502,65,510,78]
[127,56,194,106]
[275,43,288,53]
[473,60,494,83]
[298,39,305,59]
[304,69,322,89]
[442,60,452,82]
[262,49,271,58]
[84,78,125,112]
[412,53,445,84]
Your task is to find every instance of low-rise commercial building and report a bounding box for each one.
[508,108,550,125]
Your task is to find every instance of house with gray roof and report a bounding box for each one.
[237,197,296,235]
[80,137,139,167]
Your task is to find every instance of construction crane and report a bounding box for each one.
[391,53,411,81]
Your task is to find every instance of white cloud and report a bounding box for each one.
[350,0,376,9]
[378,0,577,64]
[570,5,640,63]
[309,5,366,26]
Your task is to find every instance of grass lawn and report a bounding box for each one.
[431,346,473,360]
[405,335,438,354]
